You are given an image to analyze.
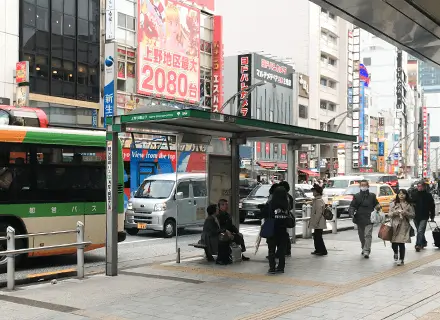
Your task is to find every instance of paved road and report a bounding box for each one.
[0,218,354,284]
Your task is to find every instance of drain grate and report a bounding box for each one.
[415,266,440,276]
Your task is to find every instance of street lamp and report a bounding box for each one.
[325,108,360,177]
[218,81,266,115]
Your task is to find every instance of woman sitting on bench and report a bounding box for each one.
[201,204,232,264]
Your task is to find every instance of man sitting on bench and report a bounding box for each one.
[218,199,250,261]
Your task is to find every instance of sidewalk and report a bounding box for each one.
[3,223,440,320]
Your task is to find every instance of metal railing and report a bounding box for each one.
[0,221,91,290]
[291,204,339,243]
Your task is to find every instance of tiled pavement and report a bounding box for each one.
[3,224,440,319]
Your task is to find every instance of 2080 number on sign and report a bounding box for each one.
[141,65,188,98]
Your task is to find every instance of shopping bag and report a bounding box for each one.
[378,221,393,241]
[370,210,385,225]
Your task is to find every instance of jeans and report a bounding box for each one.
[313,229,327,254]
[415,219,428,247]
[358,224,373,254]
[391,243,406,260]
[267,232,288,270]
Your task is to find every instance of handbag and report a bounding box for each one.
[260,204,275,238]
[323,205,333,220]
[218,232,230,242]
[378,220,393,241]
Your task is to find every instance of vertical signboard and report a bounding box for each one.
[16,61,29,84]
[422,106,428,177]
[253,53,293,88]
[106,140,113,213]
[106,0,115,41]
[137,0,200,104]
[15,61,30,107]
[237,54,252,118]
[349,27,361,169]
[212,16,224,113]
[396,50,403,117]
[104,43,117,126]
[92,109,98,127]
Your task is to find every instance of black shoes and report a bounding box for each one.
[268,268,276,274]
[242,255,250,261]
[311,251,327,256]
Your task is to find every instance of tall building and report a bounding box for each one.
[216,0,352,177]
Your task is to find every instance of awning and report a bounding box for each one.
[298,168,319,177]
[257,161,276,169]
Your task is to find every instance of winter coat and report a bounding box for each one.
[389,201,415,244]
[200,215,221,255]
[308,196,327,230]
[413,191,435,221]
[349,190,379,226]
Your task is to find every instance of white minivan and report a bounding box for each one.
[324,175,365,203]
[124,173,207,238]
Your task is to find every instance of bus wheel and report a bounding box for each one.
[126,228,139,236]
[163,219,176,238]
[0,222,25,270]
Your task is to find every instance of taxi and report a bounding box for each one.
[331,183,396,218]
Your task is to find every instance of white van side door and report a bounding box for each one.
[176,180,195,226]
[192,179,207,224]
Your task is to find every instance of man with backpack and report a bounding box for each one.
[349,180,380,259]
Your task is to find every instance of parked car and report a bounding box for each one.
[239,178,258,199]
[239,184,312,222]
[323,175,365,204]
[331,183,395,218]
[363,174,399,193]
[124,173,207,238]
[296,184,313,198]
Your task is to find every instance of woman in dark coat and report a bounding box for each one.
[201,204,221,261]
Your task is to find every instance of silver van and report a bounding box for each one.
[124,173,208,238]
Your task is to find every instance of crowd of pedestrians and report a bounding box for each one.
[199,177,437,273]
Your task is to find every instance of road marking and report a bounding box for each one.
[27,268,76,279]
[0,294,80,313]
[153,264,337,288]
[118,238,164,245]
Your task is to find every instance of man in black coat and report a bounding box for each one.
[413,181,435,251]
[349,180,380,259]
[279,181,294,256]
[218,199,250,260]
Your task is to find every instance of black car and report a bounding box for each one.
[239,178,258,199]
[239,184,312,223]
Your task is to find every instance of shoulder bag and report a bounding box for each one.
[260,204,275,238]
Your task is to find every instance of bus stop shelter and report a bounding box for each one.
[104,106,356,275]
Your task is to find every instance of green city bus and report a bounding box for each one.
[0,126,125,266]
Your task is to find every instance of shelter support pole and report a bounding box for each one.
[231,137,242,230]
[106,130,119,276]
[288,141,297,244]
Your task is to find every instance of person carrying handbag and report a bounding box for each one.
[388,189,415,266]
[308,184,328,256]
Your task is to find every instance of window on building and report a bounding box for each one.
[321,8,327,14]
[299,105,308,118]
[320,78,327,86]
[328,34,337,45]
[20,0,100,102]
[363,57,371,66]
[328,103,336,111]
[320,122,327,131]
[200,68,211,110]
[320,100,327,109]
[328,80,336,89]
[329,13,336,19]
[117,12,135,31]
[328,57,336,66]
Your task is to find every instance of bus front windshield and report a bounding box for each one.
[135,180,175,199]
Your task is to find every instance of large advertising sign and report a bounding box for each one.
[211,16,223,113]
[237,54,252,118]
[137,0,200,104]
[396,50,403,116]
[349,27,361,169]
[253,53,293,89]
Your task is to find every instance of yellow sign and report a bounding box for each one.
[378,156,385,173]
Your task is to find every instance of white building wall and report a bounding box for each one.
[0,0,19,103]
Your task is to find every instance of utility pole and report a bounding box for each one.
[414,87,419,178]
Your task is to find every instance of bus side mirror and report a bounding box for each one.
[175,192,184,200]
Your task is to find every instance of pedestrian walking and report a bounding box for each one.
[261,187,293,274]
[412,181,435,252]
[349,180,380,259]
[388,189,415,266]
[309,184,328,256]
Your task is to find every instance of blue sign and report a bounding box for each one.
[92,109,98,127]
[378,142,384,156]
[103,44,116,126]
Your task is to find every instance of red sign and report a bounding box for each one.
[137,0,200,104]
[16,61,29,84]
[237,54,252,118]
[212,16,223,113]
[265,143,270,154]
[256,142,261,153]
[281,144,286,156]
[423,106,428,169]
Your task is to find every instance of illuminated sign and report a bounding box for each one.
[211,16,223,113]
[237,54,252,118]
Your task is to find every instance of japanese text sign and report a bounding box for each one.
[137,0,200,104]
[104,43,116,126]
[16,61,29,84]
[211,15,223,113]
[237,54,252,118]
[253,53,293,89]
[396,50,403,112]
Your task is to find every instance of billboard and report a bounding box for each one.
[423,106,428,177]
[104,43,117,126]
[137,0,200,104]
[211,16,224,113]
[253,53,293,89]
[237,54,252,118]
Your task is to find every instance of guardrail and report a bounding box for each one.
[291,204,339,243]
[0,221,91,290]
